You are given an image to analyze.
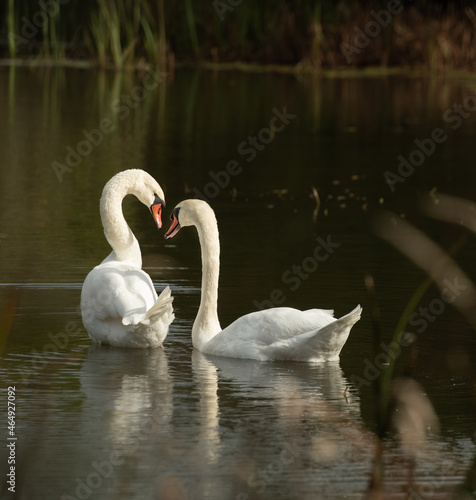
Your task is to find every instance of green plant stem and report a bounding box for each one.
[185,0,200,57]
[7,0,15,58]
[157,0,167,69]
[380,234,468,410]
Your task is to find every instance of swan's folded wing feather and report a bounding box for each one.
[228,307,335,345]
[84,264,157,325]
[204,307,336,359]
[261,305,362,361]
[204,306,360,361]
[144,285,174,320]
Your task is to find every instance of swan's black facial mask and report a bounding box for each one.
[150,193,165,229]
[165,207,181,239]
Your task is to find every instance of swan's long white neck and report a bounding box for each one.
[192,209,222,350]
[100,174,142,266]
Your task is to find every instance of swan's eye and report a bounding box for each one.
[170,206,181,221]
[152,193,165,208]
[165,208,182,240]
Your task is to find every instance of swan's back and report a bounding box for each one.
[202,306,361,362]
[81,260,160,347]
[82,261,157,320]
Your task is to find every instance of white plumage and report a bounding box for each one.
[81,169,174,348]
[165,199,361,362]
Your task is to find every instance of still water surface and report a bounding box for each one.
[0,67,475,499]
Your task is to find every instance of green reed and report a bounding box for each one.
[184,0,200,57]
[7,0,15,58]
[3,1,476,70]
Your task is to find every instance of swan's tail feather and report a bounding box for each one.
[263,305,362,362]
[125,286,174,347]
[308,304,362,361]
[336,304,362,329]
[144,285,174,321]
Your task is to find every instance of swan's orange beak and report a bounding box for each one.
[150,195,165,229]
[165,211,181,239]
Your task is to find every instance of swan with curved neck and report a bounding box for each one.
[81,169,174,348]
[165,199,361,361]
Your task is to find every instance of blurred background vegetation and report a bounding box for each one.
[1,0,476,70]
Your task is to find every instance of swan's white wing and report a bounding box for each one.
[203,307,336,359]
[81,262,158,326]
[202,306,361,361]
[261,305,362,361]
[227,307,335,343]
[145,285,174,320]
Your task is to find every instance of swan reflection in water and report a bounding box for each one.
[153,352,374,499]
[79,344,367,498]
[78,347,474,499]
[79,345,173,497]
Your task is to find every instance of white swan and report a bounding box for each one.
[165,199,361,361]
[81,169,174,348]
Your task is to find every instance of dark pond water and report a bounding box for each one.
[0,66,475,499]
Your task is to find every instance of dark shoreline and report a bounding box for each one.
[2,1,476,72]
